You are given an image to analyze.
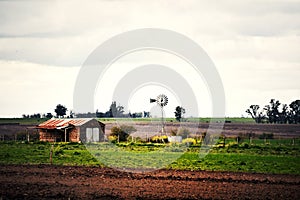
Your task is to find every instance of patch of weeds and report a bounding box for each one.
[55,149,64,156]
[73,151,81,156]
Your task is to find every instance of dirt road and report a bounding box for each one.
[0,165,299,199]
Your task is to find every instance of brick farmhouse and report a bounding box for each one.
[37,118,105,143]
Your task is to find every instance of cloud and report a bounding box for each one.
[0,60,79,117]
[0,0,299,117]
[0,0,299,66]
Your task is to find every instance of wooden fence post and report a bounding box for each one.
[50,144,54,165]
[27,129,30,143]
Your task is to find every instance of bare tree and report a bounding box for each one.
[246,105,264,123]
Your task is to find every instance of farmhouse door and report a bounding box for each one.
[86,128,100,142]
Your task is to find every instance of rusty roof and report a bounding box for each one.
[37,118,102,129]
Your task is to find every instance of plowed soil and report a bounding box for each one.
[107,122,300,139]
[0,165,299,199]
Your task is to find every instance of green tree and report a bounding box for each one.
[246,99,299,124]
[289,100,300,124]
[279,104,288,124]
[45,113,53,118]
[174,106,185,122]
[264,99,281,123]
[54,104,67,118]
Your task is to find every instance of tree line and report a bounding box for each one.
[22,102,186,122]
[22,104,72,119]
[246,99,300,124]
[94,101,150,118]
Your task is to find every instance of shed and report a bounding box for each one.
[37,118,105,143]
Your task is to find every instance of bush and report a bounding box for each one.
[37,145,45,150]
[34,141,48,145]
[182,138,196,146]
[73,151,81,155]
[110,125,137,142]
[150,135,169,143]
[240,143,250,149]
[54,148,64,156]
[108,135,117,143]
[226,142,239,149]
[178,128,191,138]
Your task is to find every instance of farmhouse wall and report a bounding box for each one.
[79,119,105,142]
[69,127,80,142]
[39,129,63,142]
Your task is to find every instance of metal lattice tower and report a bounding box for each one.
[150,94,168,135]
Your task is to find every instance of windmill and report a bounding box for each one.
[150,94,168,135]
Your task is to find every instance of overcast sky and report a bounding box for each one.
[0,0,299,118]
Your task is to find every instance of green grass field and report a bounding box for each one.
[0,118,48,125]
[0,140,299,174]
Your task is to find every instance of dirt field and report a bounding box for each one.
[0,165,299,199]
[106,122,300,139]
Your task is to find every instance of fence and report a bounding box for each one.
[0,123,40,142]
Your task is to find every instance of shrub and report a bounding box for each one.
[35,141,48,145]
[73,151,81,155]
[127,136,144,143]
[110,125,137,142]
[150,135,169,143]
[108,135,117,143]
[182,138,196,146]
[37,145,45,150]
[178,128,191,138]
[226,142,239,148]
[54,148,64,156]
[240,143,250,149]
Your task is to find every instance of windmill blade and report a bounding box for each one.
[156,94,168,107]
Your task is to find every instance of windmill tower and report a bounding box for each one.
[150,94,168,136]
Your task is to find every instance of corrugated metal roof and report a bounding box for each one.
[37,118,97,129]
